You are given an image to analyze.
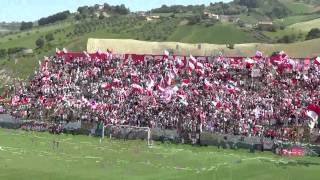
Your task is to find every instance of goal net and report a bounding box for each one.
[104,124,151,146]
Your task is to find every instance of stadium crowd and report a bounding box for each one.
[8,49,320,142]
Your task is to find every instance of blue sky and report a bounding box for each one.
[0,0,231,22]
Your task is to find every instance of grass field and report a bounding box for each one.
[0,128,320,180]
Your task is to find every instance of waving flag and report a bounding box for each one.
[189,55,197,64]
[164,50,170,57]
[181,79,191,86]
[146,77,155,96]
[11,95,20,106]
[188,62,195,70]
[112,78,121,86]
[315,57,320,65]
[196,62,204,69]
[161,88,172,103]
[131,83,144,93]
[204,79,212,90]
[255,51,263,58]
[244,58,255,68]
[101,82,111,89]
[176,58,185,68]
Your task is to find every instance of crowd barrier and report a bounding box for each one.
[200,132,274,150]
[1,114,319,156]
[0,114,22,129]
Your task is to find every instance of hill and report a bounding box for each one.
[1,0,320,93]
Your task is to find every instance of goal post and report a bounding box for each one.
[103,124,152,146]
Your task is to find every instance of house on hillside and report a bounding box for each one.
[203,12,219,20]
[256,21,274,31]
[146,15,160,21]
[137,11,147,17]
[22,49,33,54]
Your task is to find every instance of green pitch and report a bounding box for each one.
[0,128,320,180]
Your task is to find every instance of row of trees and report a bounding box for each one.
[38,11,70,26]
[151,4,205,14]
[76,3,129,20]
[0,47,26,59]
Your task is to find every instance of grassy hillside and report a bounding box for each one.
[168,24,256,44]
[280,0,315,14]
[288,18,320,32]
[274,14,320,26]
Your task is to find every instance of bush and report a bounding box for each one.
[45,33,54,42]
[35,38,45,48]
[226,43,235,49]
[277,34,296,43]
[306,28,320,40]
[7,47,25,55]
[0,49,7,58]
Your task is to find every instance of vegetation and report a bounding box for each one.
[38,11,70,26]
[45,33,54,42]
[0,128,320,180]
[35,38,45,48]
[20,21,33,31]
[306,28,320,40]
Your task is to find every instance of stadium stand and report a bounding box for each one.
[6,49,320,145]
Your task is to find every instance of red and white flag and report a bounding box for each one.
[131,83,144,93]
[188,62,195,70]
[189,55,197,64]
[315,57,320,65]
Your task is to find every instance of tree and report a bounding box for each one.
[0,49,7,59]
[20,21,33,31]
[277,34,296,43]
[306,28,320,40]
[226,43,234,49]
[38,11,70,26]
[45,33,54,42]
[35,38,45,48]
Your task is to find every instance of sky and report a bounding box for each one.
[0,0,232,22]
